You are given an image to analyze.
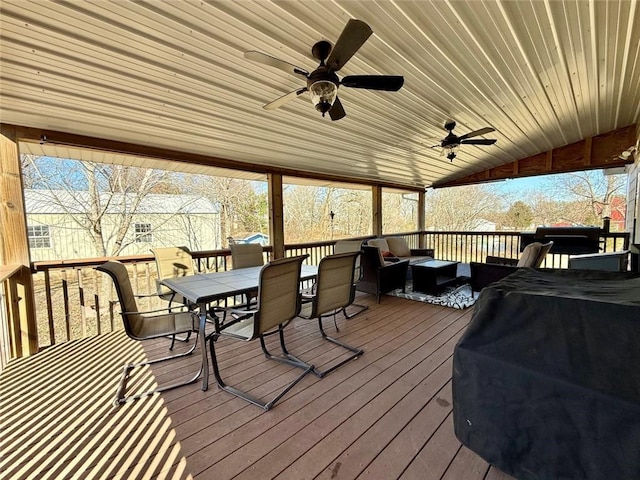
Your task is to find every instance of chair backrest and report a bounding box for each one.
[386,237,411,257]
[151,246,194,296]
[334,240,364,282]
[96,261,143,338]
[231,243,264,269]
[312,252,360,317]
[361,245,384,270]
[254,255,307,336]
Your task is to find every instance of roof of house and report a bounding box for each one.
[24,190,219,215]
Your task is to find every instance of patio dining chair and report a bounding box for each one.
[333,240,368,318]
[298,251,364,377]
[230,242,265,307]
[96,261,201,406]
[207,254,314,410]
[152,246,226,338]
[152,246,196,346]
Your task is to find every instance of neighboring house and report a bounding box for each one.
[229,232,269,246]
[25,190,221,261]
[471,219,496,232]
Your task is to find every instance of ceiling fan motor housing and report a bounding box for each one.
[307,66,340,114]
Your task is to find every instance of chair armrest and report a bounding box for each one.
[384,256,401,263]
[123,306,191,316]
[486,255,518,266]
[410,248,434,257]
[228,306,258,315]
[470,262,519,292]
[380,258,409,269]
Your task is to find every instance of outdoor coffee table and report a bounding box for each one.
[411,260,460,295]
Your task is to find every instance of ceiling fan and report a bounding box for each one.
[432,120,497,161]
[244,19,404,121]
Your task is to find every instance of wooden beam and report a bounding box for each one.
[0,124,39,357]
[6,124,423,193]
[435,124,637,187]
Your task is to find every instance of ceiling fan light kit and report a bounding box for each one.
[245,19,404,120]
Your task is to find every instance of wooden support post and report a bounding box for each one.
[267,173,285,259]
[0,124,39,357]
[418,190,426,248]
[372,185,382,238]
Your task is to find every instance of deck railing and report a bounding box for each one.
[5,229,632,356]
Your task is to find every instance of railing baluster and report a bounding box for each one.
[44,270,55,346]
[77,269,87,338]
[62,269,70,342]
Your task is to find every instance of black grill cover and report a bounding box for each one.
[453,268,640,480]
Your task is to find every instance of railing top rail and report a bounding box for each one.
[0,264,23,283]
[32,249,232,272]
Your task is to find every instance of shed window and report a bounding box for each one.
[28,225,51,248]
[135,223,153,243]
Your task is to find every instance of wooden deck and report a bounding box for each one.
[0,293,515,480]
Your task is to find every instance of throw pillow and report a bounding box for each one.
[387,237,411,257]
[517,242,543,267]
[382,250,395,258]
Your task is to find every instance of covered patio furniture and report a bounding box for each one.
[357,245,409,303]
[96,261,201,406]
[469,241,553,293]
[333,239,368,317]
[453,268,640,480]
[207,255,314,410]
[298,251,364,377]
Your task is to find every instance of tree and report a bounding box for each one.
[502,201,534,230]
[425,184,505,231]
[187,176,268,246]
[544,171,626,227]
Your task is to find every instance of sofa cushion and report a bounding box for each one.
[386,237,411,257]
[368,238,389,251]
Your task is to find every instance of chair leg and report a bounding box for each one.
[311,316,363,378]
[341,303,368,319]
[114,335,200,406]
[208,329,314,411]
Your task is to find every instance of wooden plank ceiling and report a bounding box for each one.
[1,0,639,190]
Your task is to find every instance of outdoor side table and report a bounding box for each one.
[411,260,460,295]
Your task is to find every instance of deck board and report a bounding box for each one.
[0,293,516,480]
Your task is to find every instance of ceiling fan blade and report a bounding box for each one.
[329,96,346,121]
[457,127,495,141]
[244,51,309,78]
[326,19,373,71]
[263,88,307,110]
[341,75,404,91]
[460,138,497,145]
